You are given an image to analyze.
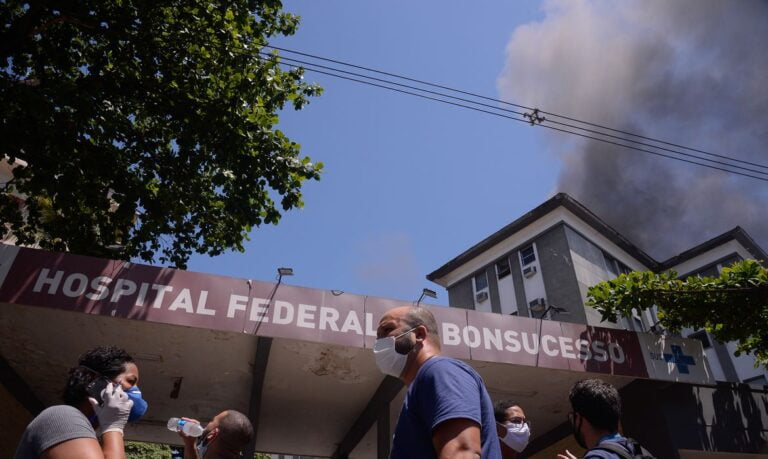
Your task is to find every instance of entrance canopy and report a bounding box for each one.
[0,245,715,457]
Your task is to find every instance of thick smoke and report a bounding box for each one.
[498,0,768,260]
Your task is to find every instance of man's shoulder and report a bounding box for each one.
[423,357,477,376]
[585,439,634,459]
[414,357,483,393]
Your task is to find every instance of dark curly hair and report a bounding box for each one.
[493,400,520,423]
[62,346,134,406]
[569,378,621,432]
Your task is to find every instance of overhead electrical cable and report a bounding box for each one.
[264,44,768,172]
[263,52,768,178]
[267,59,768,183]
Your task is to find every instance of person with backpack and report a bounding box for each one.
[557,379,655,459]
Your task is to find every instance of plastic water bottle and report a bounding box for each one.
[167,417,204,437]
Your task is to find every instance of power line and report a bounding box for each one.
[264,44,768,172]
[270,59,768,183]
[265,52,768,178]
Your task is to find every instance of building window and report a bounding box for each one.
[603,251,619,276]
[474,271,488,292]
[618,262,632,275]
[687,330,712,349]
[473,271,490,306]
[496,258,511,279]
[717,255,742,272]
[520,245,536,266]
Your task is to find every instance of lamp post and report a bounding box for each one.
[415,288,437,306]
[248,267,294,335]
[529,302,568,367]
[244,267,293,459]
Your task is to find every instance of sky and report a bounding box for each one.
[187,1,557,303]
[185,0,768,304]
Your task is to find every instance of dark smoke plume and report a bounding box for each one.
[498,0,768,259]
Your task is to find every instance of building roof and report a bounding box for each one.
[427,193,768,285]
[658,226,768,270]
[426,193,659,282]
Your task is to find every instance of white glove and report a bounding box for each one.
[88,382,133,435]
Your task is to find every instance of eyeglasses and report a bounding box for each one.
[506,417,530,428]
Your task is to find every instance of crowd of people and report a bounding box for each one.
[14,305,652,458]
[13,346,253,459]
[373,305,653,459]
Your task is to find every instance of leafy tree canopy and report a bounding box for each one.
[1,0,322,268]
[587,259,768,366]
[125,441,173,458]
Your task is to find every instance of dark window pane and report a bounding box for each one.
[520,246,536,266]
[688,330,712,349]
[603,251,619,276]
[496,258,511,279]
[474,272,488,291]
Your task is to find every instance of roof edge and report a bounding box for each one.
[426,193,659,285]
[658,226,768,271]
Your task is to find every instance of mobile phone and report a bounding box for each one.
[86,378,110,406]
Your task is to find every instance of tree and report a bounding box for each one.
[0,0,322,268]
[587,259,768,366]
[125,441,173,458]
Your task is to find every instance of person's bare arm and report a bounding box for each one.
[432,418,482,459]
[40,437,107,459]
[101,431,127,459]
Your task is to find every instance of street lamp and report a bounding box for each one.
[249,267,294,335]
[529,302,568,319]
[531,303,569,367]
[415,288,437,306]
[277,267,294,280]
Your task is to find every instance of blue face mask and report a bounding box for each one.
[196,435,210,459]
[125,385,148,422]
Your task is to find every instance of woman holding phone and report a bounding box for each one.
[14,346,148,459]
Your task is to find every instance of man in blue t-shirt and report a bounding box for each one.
[374,306,501,459]
[557,379,653,459]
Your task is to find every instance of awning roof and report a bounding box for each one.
[0,244,715,456]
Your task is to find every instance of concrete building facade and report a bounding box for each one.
[428,193,768,386]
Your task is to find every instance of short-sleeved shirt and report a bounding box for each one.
[14,405,97,459]
[390,357,502,459]
[585,437,633,458]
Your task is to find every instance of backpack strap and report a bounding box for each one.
[586,441,633,459]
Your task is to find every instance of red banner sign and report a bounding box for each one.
[0,246,648,377]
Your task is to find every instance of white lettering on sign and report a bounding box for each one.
[33,268,64,294]
[442,322,461,346]
[319,307,340,331]
[340,310,363,334]
[86,276,112,301]
[26,268,630,365]
[273,301,294,325]
[150,284,173,309]
[296,304,317,329]
[559,336,577,359]
[110,279,137,303]
[504,330,521,352]
[443,324,627,365]
[62,273,88,297]
[249,298,270,322]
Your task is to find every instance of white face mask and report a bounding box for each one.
[373,327,417,378]
[500,421,530,452]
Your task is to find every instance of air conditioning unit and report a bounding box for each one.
[528,297,546,310]
[475,291,489,303]
[522,265,537,278]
